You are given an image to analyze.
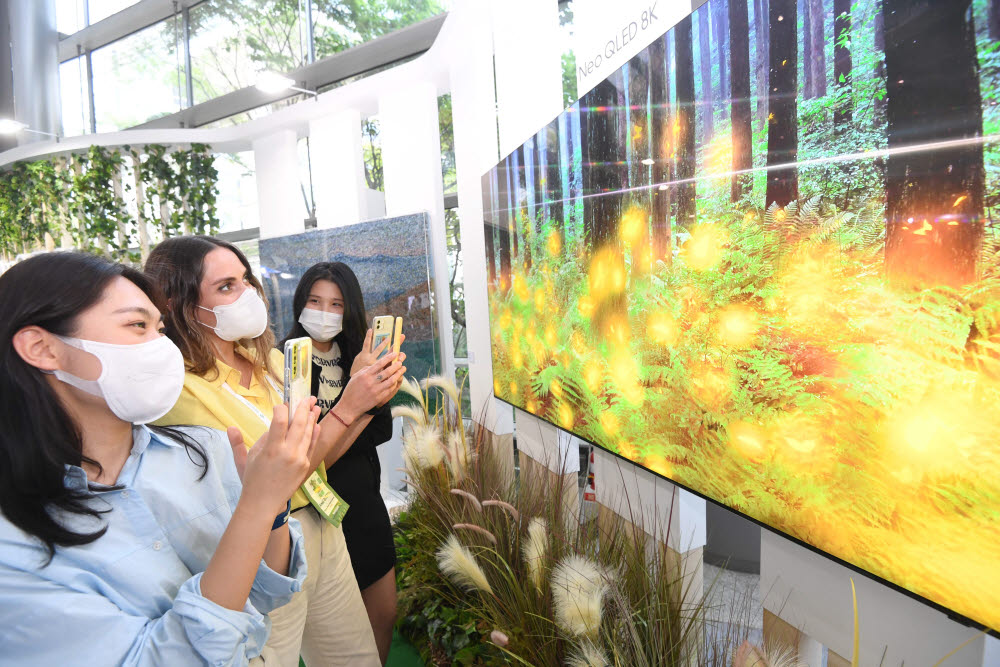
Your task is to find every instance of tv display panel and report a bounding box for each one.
[482,0,1000,631]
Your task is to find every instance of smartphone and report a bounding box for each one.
[283,336,312,416]
[372,316,404,358]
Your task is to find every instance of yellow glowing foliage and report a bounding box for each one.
[644,455,671,478]
[588,247,627,302]
[526,326,537,345]
[631,123,644,143]
[534,288,546,312]
[571,332,589,357]
[619,207,647,247]
[547,230,562,256]
[718,305,760,347]
[559,403,574,429]
[512,346,524,369]
[578,295,596,319]
[561,351,572,368]
[691,365,731,407]
[681,225,727,271]
[513,274,529,301]
[584,364,603,392]
[705,133,733,174]
[545,324,558,347]
[498,309,512,330]
[617,439,635,460]
[610,352,643,404]
[648,311,679,346]
[509,381,518,397]
[526,399,538,413]
[551,379,563,399]
[600,412,618,435]
[728,421,766,460]
[493,379,502,395]
[604,314,630,346]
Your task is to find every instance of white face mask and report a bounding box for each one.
[198,288,269,342]
[298,308,343,342]
[52,335,185,424]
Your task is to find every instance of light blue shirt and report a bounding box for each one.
[0,425,307,666]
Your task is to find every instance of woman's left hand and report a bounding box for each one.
[351,330,405,376]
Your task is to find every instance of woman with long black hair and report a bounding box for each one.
[0,252,318,665]
[281,262,399,665]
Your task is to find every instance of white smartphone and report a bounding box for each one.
[372,316,403,358]
[283,336,312,416]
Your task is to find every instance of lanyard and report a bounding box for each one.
[222,374,284,426]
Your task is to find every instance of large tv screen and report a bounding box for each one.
[482,0,1000,632]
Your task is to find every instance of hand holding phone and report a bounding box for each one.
[283,337,312,417]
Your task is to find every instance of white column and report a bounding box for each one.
[253,129,305,239]
[309,109,367,228]
[760,531,992,666]
[378,81,454,380]
[448,0,511,433]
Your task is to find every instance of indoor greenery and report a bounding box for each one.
[0,143,219,263]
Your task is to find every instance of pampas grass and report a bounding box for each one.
[566,640,610,667]
[522,517,548,593]
[402,423,443,471]
[397,376,426,407]
[444,428,469,479]
[551,555,609,638]
[436,533,493,594]
[391,404,427,425]
[422,373,461,407]
[733,640,806,667]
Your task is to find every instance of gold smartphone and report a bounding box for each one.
[283,336,312,416]
[372,316,403,358]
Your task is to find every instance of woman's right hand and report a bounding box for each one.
[233,397,321,515]
[335,352,406,423]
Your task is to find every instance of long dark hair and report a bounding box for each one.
[281,262,368,377]
[145,235,277,382]
[0,252,207,561]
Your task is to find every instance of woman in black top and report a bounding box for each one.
[280,262,398,666]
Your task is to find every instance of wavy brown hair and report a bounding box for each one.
[144,235,277,383]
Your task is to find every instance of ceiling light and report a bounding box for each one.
[0,118,28,134]
[256,72,296,94]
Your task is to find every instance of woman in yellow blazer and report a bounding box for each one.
[146,236,405,667]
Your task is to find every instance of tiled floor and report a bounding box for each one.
[703,561,764,657]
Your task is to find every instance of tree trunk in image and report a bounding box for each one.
[675,16,698,227]
[715,0,729,112]
[874,2,886,114]
[884,0,985,287]
[833,0,852,129]
[649,34,673,265]
[698,8,714,141]
[482,172,499,286]
[991,0,1000,40]
[628,51,651,191]
[809,0,826,99]
[802,0,814,99]
[499,157,514,288]
[546,120,564,237]
[581,76,626,248]
[731,0,754,202]
[765,0,799,209]
[754,0,770,124]
[510,148,522,263]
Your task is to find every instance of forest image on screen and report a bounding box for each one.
[482,0,1000,631]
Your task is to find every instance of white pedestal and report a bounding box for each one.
[760,530,996,666]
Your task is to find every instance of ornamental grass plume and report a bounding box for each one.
[482,499,520,522]
[391,404,426,426]
[733,640,805,667]
[489,630,509,648]
[397,376,426,408]
[444,428,469,479]
[522,517,548,593]
[402,423,444,471]
[449,488,482,512]
[453,522,498,544]
[436,533,493,594]
[551,555,608,638]
[421,373,462,407]
[566,640,609,667]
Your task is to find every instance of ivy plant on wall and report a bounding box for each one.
[0,143,221,265]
